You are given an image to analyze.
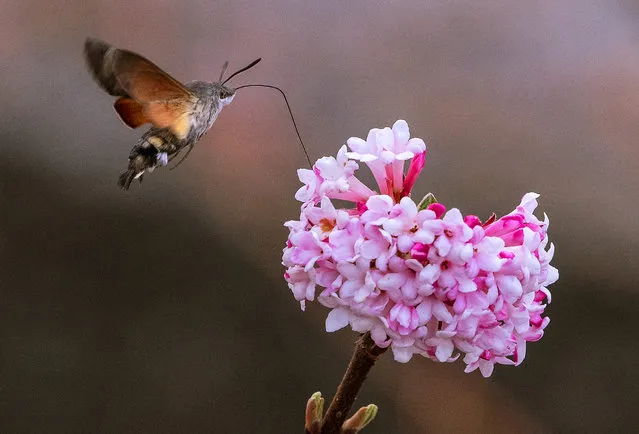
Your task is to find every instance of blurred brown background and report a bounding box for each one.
[1,0,639,432]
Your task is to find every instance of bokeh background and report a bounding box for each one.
[2,0,639,432]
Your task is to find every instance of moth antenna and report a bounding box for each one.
[222,58,262,85]
[219,61,229,82]
[235,84,312,168]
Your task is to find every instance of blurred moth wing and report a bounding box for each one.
[84,38,196,139]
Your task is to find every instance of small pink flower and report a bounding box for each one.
[285,266,317,311]
[295,168,323,204]
[383,197,418,236]
[283,120,558,376]
[315,145,358,195]
[387,303,419,336]
[346,120,426,199]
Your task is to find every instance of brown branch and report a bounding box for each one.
[320,332,388,434]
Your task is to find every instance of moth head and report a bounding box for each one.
[218,84,236,107]
[217,57,261,108]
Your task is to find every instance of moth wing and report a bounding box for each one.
[113,53,197,139]
[114,97,192,139]
[84,38,128,97]
[113,97,149,129]
[85,38,196,139]
[146,99,193,140]
[112,48,193,102]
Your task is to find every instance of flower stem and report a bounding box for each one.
[320,332,388,434]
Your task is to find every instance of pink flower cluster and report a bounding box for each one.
[282,120,558,377]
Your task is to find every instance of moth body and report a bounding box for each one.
[119,81,236,188]
[83,38,253,190]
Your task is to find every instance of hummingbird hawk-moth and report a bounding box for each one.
[84,37,261,189]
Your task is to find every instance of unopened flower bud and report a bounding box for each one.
[305,392,324,434]
[342,404,378,433]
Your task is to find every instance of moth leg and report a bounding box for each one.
[169,144,195,170]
